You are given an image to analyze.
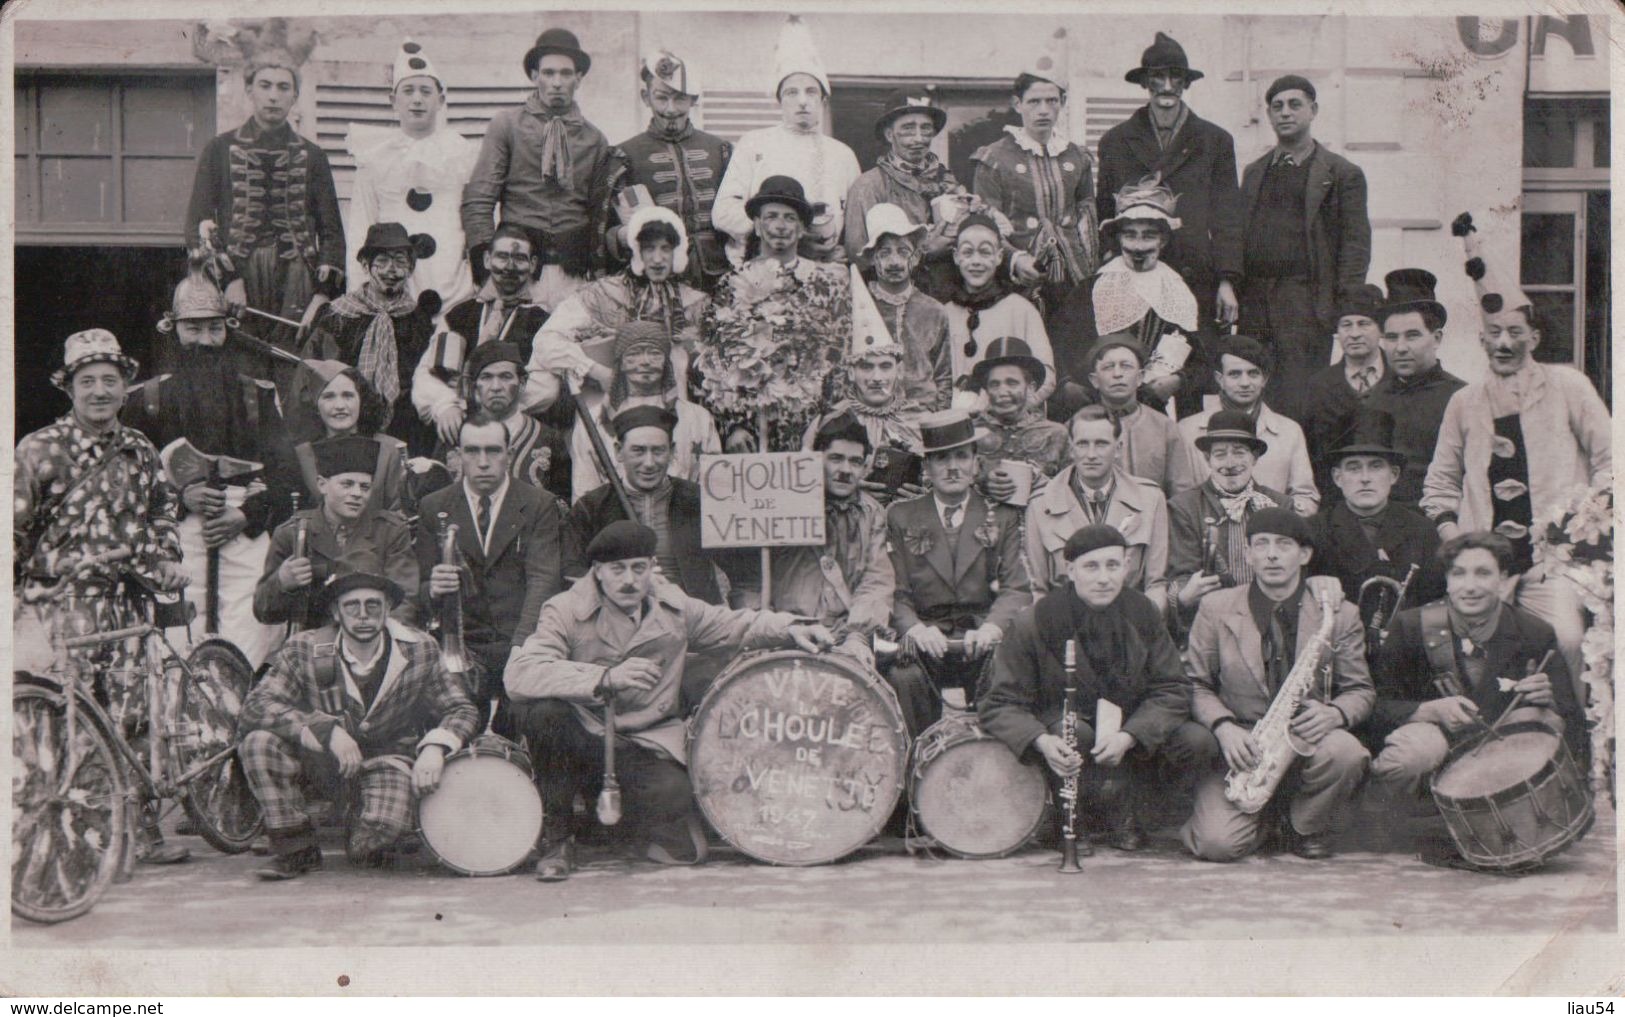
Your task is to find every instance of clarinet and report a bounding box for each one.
[1058,638,1084,873]
[435,512,469,678]
[597,683,623,826]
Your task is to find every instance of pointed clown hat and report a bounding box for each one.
[1021,26,1071,92]
[772,15,830,99]
[392,39,444,91]
[847,264,904,362]
[1452,212,1535,323]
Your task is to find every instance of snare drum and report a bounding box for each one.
[909,711,1047,859]
[1431,719,1594,872]
[418,734,543,876]
[688,650,908,866]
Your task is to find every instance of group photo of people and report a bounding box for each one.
[9,6,1616,962]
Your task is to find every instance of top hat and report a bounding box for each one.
[1101,174,1182,233]
[357,222,436,264]
[1125,32,1204,86]
[745,175,820,225]
[51,328,140,391]
[874,88,947,141]
[524,28,591,78]
[916,409,990,456]
[969,337,1048,390]
[319,549,405,614]
[1378,268,1447,328]
[641,48,699,97]
[1334,283,1386,323]
[392,39,443,90]
[1329,408,1405,465]
[1194,409,1269,458]
[312,434,382,479]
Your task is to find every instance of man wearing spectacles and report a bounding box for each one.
[241,551,479,881]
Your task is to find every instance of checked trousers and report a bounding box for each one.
[240,728,415,859]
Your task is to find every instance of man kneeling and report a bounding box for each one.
[979,524,1198,853]
[505,521,835,881]
[241,553,479,880]
[1367,531,1587,869]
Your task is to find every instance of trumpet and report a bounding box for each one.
[1359,563,1419,652]
[435,512,469,678]
[289,491,309,632]
[1057,639,1084,873]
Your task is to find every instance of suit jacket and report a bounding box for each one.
[886,492,1032,636]
[240,620,478,760]
[1096,106,1244,287]
[1240,142,1371,328]
[565,479,753,606]
[506,574,798,763]
[979,587,1189,759]
[1186,583,1374,730]
[1369,603,1586,764]
[1300,359,1385,505]
[1308,502,1445,613]
[1025,466,1168,611]
[1181,401,1320,515]
[414,479,565,652]
[1167,480,1289,618]
[254,508,419,630]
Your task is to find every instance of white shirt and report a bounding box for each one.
[710,124,861,267]
[462,476,511,555]
[934,493,971,532]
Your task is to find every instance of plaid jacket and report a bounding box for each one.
[241,621,478,759]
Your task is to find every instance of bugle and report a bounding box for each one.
[1359,562,1419,652]
[435,511,470,678]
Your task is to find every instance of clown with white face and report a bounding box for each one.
[346,40,477,307]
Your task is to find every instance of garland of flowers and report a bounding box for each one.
[694,260,850,451]
[1532,480,1615,804]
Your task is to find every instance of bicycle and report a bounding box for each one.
[12,548,264,924]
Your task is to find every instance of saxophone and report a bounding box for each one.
[435,511,469,679]
[1223,589,1338,814]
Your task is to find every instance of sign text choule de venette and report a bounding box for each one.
[699,453,825,549]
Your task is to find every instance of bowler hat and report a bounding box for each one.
[916,409,990,456]
[586,520,658,566]
[524,27,591,78]
[969,337,1048,390]
[1125,32,1204,86]
[874,89,946,141]
[357,222,436,264]
[1195,409,1269,458]
[319,549,405,614]
[745,175,819,225]
[1378,268,1447,328]
[1329,409,1405,465]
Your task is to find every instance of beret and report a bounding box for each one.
[1265,74,1316,105]
[1064,524,1129,562]
[611,404,679,440]
[1245,506,1313,546]
[586,520,658,566]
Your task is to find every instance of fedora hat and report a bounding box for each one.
[357,222,436,264]
[1194,409,1268,458]
[744,175,820,225]
[318,549,405,615]
[916,409,990,456]
[1334,283,1386,323]
[874,88,946,141]
[1329,409,1405,465]
[1125,32,1204,86]
[524,27,590,78]
[969,337,1048,390]
[1378,268,1447,328]
[51,328,140,391]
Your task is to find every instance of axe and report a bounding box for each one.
[163,438,264,635]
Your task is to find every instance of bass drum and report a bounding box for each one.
[688,650,908,866]
[909,711,1047,859]
[1431,718,1594,872]
[418,734,543,876]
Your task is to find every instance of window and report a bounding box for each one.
[13,73,214,245]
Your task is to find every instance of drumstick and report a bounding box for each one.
[1488,649,1556,732]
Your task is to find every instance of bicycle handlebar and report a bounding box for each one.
[20,547,138,604]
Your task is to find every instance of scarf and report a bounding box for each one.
[1447,601,1503,651]
[525,95,583,189]
[626,271,690,337]
[1216,484,1277,523]
[946,278,1011,358]
[329,282,416,406]
[1033,584,1137,700]
[875,151,959,201]
[1092,259,1200,335]
[648,115,694,144]
[825,493,865,559]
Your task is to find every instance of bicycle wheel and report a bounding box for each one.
[175,642,262,853]
[12,678,128,924]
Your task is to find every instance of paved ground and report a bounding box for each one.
[15,802,1616,948]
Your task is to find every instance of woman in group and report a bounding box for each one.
[292,360,406,513]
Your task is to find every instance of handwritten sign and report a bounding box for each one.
[699,452,825,549]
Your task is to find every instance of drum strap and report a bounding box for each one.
[1420,603,1466,696]
[312,639,346,720]
[818,554,854,612]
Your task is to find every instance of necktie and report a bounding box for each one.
[943,504,961,531]
[1262,606,1291,693]
[1351,366,1376,394]
[477,495,492,546]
